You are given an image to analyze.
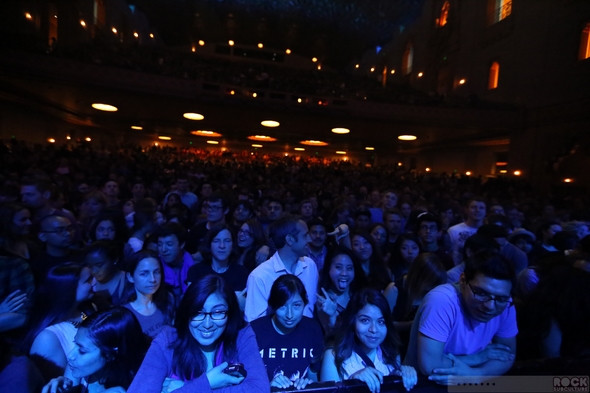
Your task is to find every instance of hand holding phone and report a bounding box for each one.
[223,363,247,378]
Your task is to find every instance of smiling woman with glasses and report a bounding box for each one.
[127,274,269,393]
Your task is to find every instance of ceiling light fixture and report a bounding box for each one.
[261,120,280,127]
[92,103,118,112]
[207,140,219,145]
[294,148,305,151]
[331,128,350,134]
[248,135,277,142]
[252,144,263,148]
[191,130,222,137]
[300,140,328,146]
[158,136,171,140]
[398,135,417,141]
[183,113,204,120]
[336,151,346,154]
[131,126,143,130]
[365,147,375,150]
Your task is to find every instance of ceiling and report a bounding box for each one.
[130,0,425,67]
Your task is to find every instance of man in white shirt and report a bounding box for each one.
[245,215,319,322]
[447,198,486,265]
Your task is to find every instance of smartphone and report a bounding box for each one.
[223,363,247,378]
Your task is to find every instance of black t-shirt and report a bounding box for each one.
[250,315,324,381]
[186,262,248,291]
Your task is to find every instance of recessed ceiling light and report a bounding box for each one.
[248,135,277,142]
[336,151,347,154]
[365,147,375,150]
[331,128,350,134]
[207,140,219,144]
[300,140,328,146]
[261,120,280,127]
[131,126,143,130]
[183,113,204,120]
[85,137,92,142]
[252,144,263,148]
[158,136,171,140]
[398,135,417,141]
[294,147,305,151]
[191,130,222,137]
[47,138,55,143]
[92,103,118,112]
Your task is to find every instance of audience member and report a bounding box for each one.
[251,274,324,390]
[316,247,367,337]
[350,232,397,311]
[306,218,329,273]
[415,213,454,270]
[84,240,130,306]
[22,264,97,381]
[245,215,318,322]
[447,198,486,265]
[123,250,174,340]
[41,307,148,393]
[185,193,230,255]
[320,288,417,392]
[126,274,269,393]
[404,251,517,384]
[157,222,194,306]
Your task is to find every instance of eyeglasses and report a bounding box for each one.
[467,282,513,307]
[205,205,223,212]
[238,229,253,237]
[41,225,75,235]
[191,310,228,322]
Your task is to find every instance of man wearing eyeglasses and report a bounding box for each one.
[185,194,229,255]
[404,251,517,384]
[415,213,455,270]
[30,215,80,284]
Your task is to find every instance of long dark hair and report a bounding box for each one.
[172,274,245,380]
[351,231,391,291]
[21,263,89,352]
[199,224,237,265]
[124,250,174,325]
[319,247,368,296]
[267,274,308,315]
[333,288,402,378]
[391,233,422,268]
[80,307,148,389]
[238,219,267,273]
[89,210,129,245]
